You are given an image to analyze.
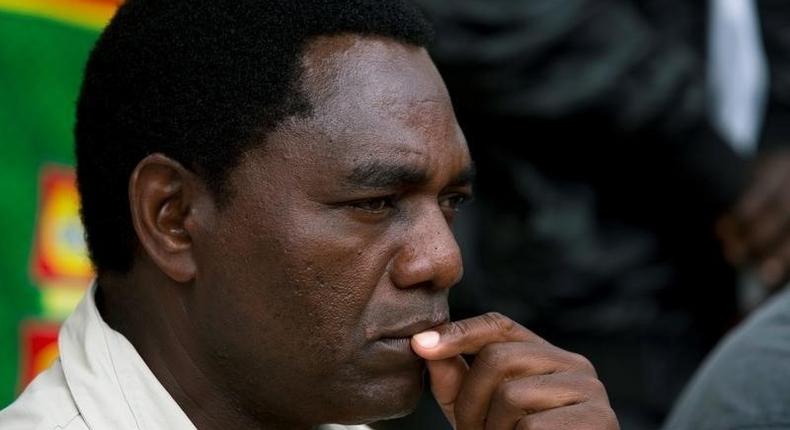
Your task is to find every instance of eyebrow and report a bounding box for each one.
[450,162,476,187]
[345,161,476,189]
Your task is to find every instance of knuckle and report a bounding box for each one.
[589,378,606,395]
[481,311,515,334]
[451,319,474,337]
[567,375,608,403]
[496,381,525,410]
[585,376,607,396]
[569,352,596,373]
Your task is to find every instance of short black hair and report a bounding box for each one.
[76,0,433,274]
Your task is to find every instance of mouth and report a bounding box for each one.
[374,313,450,344]
[361,311,450,370]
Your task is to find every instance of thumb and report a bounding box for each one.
[413,333,468,428]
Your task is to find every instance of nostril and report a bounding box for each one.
[390,211,463,289]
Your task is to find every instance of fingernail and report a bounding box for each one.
[413,331,440,348]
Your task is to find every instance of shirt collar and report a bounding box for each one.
[59,283,196,429]
[58,283,372,430]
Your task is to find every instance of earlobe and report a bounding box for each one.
[129,153,201,283]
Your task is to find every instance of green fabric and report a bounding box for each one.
[0,10,99,408]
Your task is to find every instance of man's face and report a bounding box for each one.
[189,35,472,426]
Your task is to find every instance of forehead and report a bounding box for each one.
[261,34,469,178]
[301,34,450,115]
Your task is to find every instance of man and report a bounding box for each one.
[0,1,618,429]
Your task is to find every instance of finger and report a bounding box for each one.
[484,373,607,430]
[453,342,595,429]
[426,355,468,429]
[514,402,619,430]
[411,312,545,361]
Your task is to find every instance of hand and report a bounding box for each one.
[717,150,790,290]
[410,313,619,430]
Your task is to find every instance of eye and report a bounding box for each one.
[439,193,469,212]
[352,196,395,213]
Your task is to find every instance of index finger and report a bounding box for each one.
[410,312,546,361]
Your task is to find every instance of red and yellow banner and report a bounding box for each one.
[17,321,60,390]
[0,0,121,29]
[30,166,93,288]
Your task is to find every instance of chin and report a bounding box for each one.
[334,370,425,424]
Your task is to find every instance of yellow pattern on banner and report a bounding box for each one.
[30,166,94,319]
[0,0,120,30]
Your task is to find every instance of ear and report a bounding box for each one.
[128,153,207,283]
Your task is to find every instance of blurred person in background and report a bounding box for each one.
[662,281,790,429]
[377,1,790,429]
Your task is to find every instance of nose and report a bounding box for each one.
[389,206,463,290]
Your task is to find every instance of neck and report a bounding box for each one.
[97,266,312,430]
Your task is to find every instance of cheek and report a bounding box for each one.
[203,200,395,363]
[286,228,391,347]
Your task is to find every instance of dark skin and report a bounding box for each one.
[99,35,618,430]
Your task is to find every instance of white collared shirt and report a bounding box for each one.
[0,285,371,430]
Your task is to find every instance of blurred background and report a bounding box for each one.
[0,0,120,409]
[2,1,790,430]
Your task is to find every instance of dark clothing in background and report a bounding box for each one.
[377,1,790,429]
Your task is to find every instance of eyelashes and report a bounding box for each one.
[351,196,396,214]
[349,193,471,219]
[439,194,468,212]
